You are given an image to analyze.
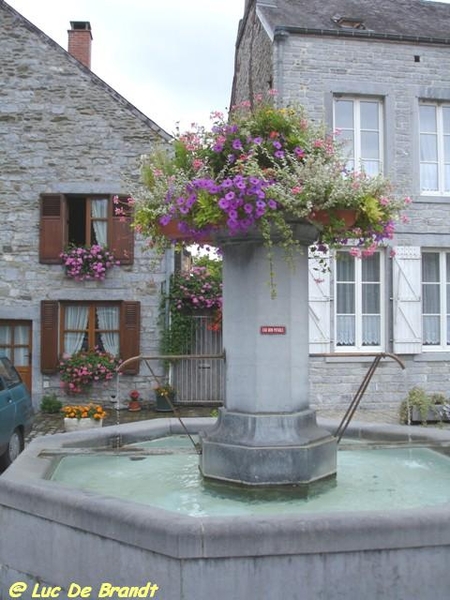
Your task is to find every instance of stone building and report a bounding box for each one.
[232,0,450,413]
[0,0,173,407]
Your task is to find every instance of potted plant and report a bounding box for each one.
[40,393,63,414]
[61,403,107,432]
[399,387,450,425]
[133,94,409,294]
[154,383,176,412]
[60,244,119,281]
[127,389,142,412]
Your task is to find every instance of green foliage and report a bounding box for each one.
[160,261,223,356]
[40,393,63,414]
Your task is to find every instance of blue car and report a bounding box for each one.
[0,356,34,470]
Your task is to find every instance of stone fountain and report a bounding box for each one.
[1,227,450,599]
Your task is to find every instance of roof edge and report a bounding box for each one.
[0,0,172,141]
[273,25,450,46]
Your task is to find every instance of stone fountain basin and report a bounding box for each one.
[1,417,450,600]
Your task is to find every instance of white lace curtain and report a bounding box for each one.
[97,306,119,356]
[336,254,380,346]
[64,306,119,356]
[64,306,88,355]
[91,199,108,246]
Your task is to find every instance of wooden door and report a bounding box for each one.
[0,321,32,391]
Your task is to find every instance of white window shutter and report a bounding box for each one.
[308,251,331,353]
[392,246,422,354]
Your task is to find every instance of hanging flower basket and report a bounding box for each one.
[134,94,410,273]
[308,208,358,229]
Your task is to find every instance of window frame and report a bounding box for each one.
[421,249,450,351]
[419,102,450,196]
[60,302,121,356]
[333,96,384,175]
[333,251,385,353]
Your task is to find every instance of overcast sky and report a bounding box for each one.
[6,0,450,137]
[6,0,244,135]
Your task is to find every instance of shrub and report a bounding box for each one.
[40,393,63,414]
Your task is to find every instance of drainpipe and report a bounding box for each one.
[273,29,289,106]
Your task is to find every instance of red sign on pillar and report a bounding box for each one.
[260,325,286,335]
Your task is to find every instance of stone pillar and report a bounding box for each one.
[200,222,337,487]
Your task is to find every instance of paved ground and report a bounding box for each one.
[26,403,404,446]
[26,403,216,444]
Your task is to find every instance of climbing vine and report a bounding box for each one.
[160,258,222,356]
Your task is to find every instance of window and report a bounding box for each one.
[39,194,134,265]
[41,300,140,375]
[334,98,383,176]
[335,252,384,350]
[419,103,450,194]
[332,16,366,30]
[61,303,120,356]
[422,251,450,348]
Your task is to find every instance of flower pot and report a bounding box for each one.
[309,209,357,229]
[128,399,142,412]
[158,220,213,244]
[155,392,175,412]
[64,417,103,432]
[410,406,450,424]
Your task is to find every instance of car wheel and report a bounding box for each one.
[0,428,23,470]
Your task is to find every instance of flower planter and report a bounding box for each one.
[410,406,450,424]
[309,209,357,229]
[155,392,175,412]
[128,400,142,412]
[158,221,213,244]
[63,417,103,432]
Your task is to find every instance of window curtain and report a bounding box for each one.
[91,199,108,246]
[13,325,29,366]
[64,306,88,355]
[96,306,119,356]
[420,105,438,191]
[336,254,355,346]
[422,252,440,345]
[362,257,380,345]
[0,325,11,359]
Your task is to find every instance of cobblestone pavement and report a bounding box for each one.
[26,404,216,445]
[26,403,406,446]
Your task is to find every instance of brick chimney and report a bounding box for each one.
[68,21,92,69]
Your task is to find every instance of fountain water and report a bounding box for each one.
[1,231,450,599]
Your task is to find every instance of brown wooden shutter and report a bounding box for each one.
[39,194,65,263]
[120,301,140,374]
[110,196,134,265]
[41,301,59,374]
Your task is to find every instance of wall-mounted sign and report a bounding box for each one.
[260,326,286,335]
